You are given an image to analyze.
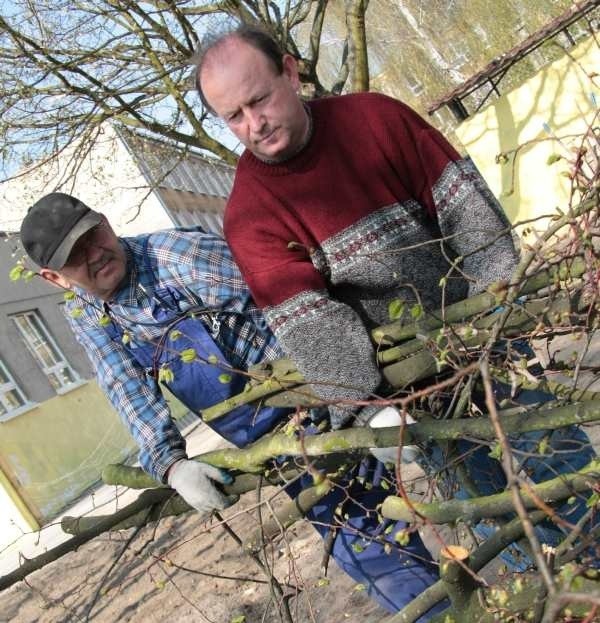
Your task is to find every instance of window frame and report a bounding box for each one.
[11,310,81,394]
[0,358,33,421]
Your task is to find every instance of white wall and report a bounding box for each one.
[0,481,32,551]
[0,124,174,237]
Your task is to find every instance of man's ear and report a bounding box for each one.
[282,53,300,90]
[40,268,71,290]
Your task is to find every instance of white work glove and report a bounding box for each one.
[167,459,236,513]
[364,406,420,465]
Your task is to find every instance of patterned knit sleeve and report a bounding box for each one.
[419,131,519,295]
[263,289,382,428]
[376,97,519,295]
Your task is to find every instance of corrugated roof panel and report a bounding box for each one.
[117,127,234,199]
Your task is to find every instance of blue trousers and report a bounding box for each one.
[417,368,595,571]
[283,456,446,620]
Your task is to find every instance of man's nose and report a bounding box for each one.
[246,108,266,135]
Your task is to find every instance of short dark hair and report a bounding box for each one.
[194,24,284,113]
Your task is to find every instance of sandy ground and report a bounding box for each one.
[0,422,390,623]
[0,494,388,623]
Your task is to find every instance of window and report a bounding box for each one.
[11,311,79,393]
[0,358,29,419]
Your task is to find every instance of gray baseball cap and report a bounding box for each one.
[20,193,103,269]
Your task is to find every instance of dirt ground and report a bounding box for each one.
[0,488,389,623]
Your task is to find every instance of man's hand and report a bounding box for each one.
[356,406,420,465]
[167,459,236,513]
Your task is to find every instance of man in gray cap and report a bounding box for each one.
[22,192,445,620]
[20,192,290,513]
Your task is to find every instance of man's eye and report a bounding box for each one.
[228,111,241,122]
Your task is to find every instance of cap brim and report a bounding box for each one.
[46,211,103,270]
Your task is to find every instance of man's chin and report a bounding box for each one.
[254,140,297,164]
[94,263,126,299]
[95,278,123,301]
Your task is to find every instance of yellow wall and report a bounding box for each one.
[455,36,599,238]
[0,381,136,522]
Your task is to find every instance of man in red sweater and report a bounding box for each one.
[196,25,594,618]
[197,27,519,429]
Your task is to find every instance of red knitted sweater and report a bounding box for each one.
[224,93,517,425]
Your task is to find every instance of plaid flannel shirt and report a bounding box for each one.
[65,228,282,483]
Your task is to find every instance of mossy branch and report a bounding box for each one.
[382,459,600,524]
[104,398,600,489]
[438,546,477,612]
[372,255,587,345]
[200,370,309,422]
[66,471,298,534]
[381,291,588,388]
[244,478,336,555]
[383,511,547,623]
[194,254,593,425]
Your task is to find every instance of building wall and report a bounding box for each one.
[0,124,175,236]
[454,36,599,238]
[0,236,93,402]
[0,382,135,522]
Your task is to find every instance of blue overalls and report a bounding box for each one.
[103,243,444,621]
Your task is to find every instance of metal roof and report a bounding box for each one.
[115,126,235,199]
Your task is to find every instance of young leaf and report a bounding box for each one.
[158,367,175,384]
[9,264,24,281]
[180,348,196,363]
[546,153,562,165]
[388,299,405,321]
[488,442,502,460]
[99,314,111,327]
[586,492,600,509]
[394,529,410,547]
[410,304,423,320]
